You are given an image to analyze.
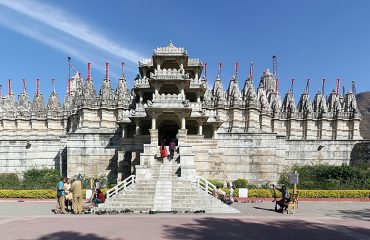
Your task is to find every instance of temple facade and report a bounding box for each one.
[0,42,363,184]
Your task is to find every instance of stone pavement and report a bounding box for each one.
[0,200,369,240]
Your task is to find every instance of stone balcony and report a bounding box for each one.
[150,68,189,80]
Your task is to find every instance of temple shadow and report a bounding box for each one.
[331,208,370,220]
[163,217,370,240]
[24,231,119,240]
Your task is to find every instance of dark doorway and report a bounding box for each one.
[158,121,179,146]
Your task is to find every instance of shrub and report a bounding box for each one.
[22,168,61,189]
[279,164,370,190]
[0,173,22,189]
[233,178,248,188]
[208,180,224,188]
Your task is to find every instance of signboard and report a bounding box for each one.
[239,188,248,198]
[289,172,299,184]
[85,189,93,200]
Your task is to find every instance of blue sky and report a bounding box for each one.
[0,0,369,102]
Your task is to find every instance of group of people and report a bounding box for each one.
[55,177,105,214]
[159,139,177,162]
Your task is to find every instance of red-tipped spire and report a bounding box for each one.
[249,62,254,81]
[8,79,11,96]
[105,62,109,81]
[322,78,326,95]
[87,63,91,81]
[336,79,340,96]
[305,79,310,93]
[36,79,40,96]
[235,62,239,77]
[23,79,27,92]
[67,79,71,96]
[218,63,223,78]
[52,79,55,93]
[204,63,207,78]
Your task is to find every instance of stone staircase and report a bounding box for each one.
[95,152,239,213]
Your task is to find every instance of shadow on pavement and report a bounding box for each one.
[163,217,370,240]
[333,208,370,220]
[21,231,117,240]
[253,206,276,212]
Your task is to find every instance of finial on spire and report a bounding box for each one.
[8,79,11,96]
[23,79,27,93]
[169,40,174,47]
[305,79,310,94]
[290,78,295,94]
[67,79,71,96]
[36,79,40,96]
[272,55,277,79]
[121,62,125,78]
[322,78,326,95]
[204,63,207,78]
[249,62,254,81]
[52,79,55,94]
[87,63,91,81]
[218,63,223,79]
[105,62,109,81]
[336,79,340,96]
[352,80,356,95]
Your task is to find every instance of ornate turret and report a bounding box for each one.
[282,91,296,117]
[31,80,47,116]
[47,92,61,114]
[344,91,359,117]
[100,63,115,107]
[116,73,130,107]
[227,74,241,107]
[18,79,31,117]
[3,80,17,116]
[313,90,328,116]
[297,91,312,117]
[212,75,226,107]
[327,90,341,113]
[259,69,276,95]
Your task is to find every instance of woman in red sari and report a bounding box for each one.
[159,143,168,162]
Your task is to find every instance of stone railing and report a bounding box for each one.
[138,58,153,66]
[196,176,216,195]
[106,175,136,200]
[134,77,150,88]
[189,79,207,89]
[189,102,203,111]
[150,68,189,80]
[153,93,185,102]
[188,58,201,66]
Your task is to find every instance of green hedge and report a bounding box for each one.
[0,189,369,199]
[279,164,370,190]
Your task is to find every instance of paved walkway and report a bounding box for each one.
[0,200,369,240]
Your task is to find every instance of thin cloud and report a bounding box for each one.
[0,0,144,64]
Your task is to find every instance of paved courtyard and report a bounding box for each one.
[0,200,369,240]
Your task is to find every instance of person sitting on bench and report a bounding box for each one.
[274,184,290,212]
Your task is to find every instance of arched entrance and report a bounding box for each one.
[157,114,180,146]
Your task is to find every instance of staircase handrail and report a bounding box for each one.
[106,175,136,200]
[196,176,216,195]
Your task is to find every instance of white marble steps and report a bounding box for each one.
[94,153,239,213]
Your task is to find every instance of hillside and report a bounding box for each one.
[356,92,370,139]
